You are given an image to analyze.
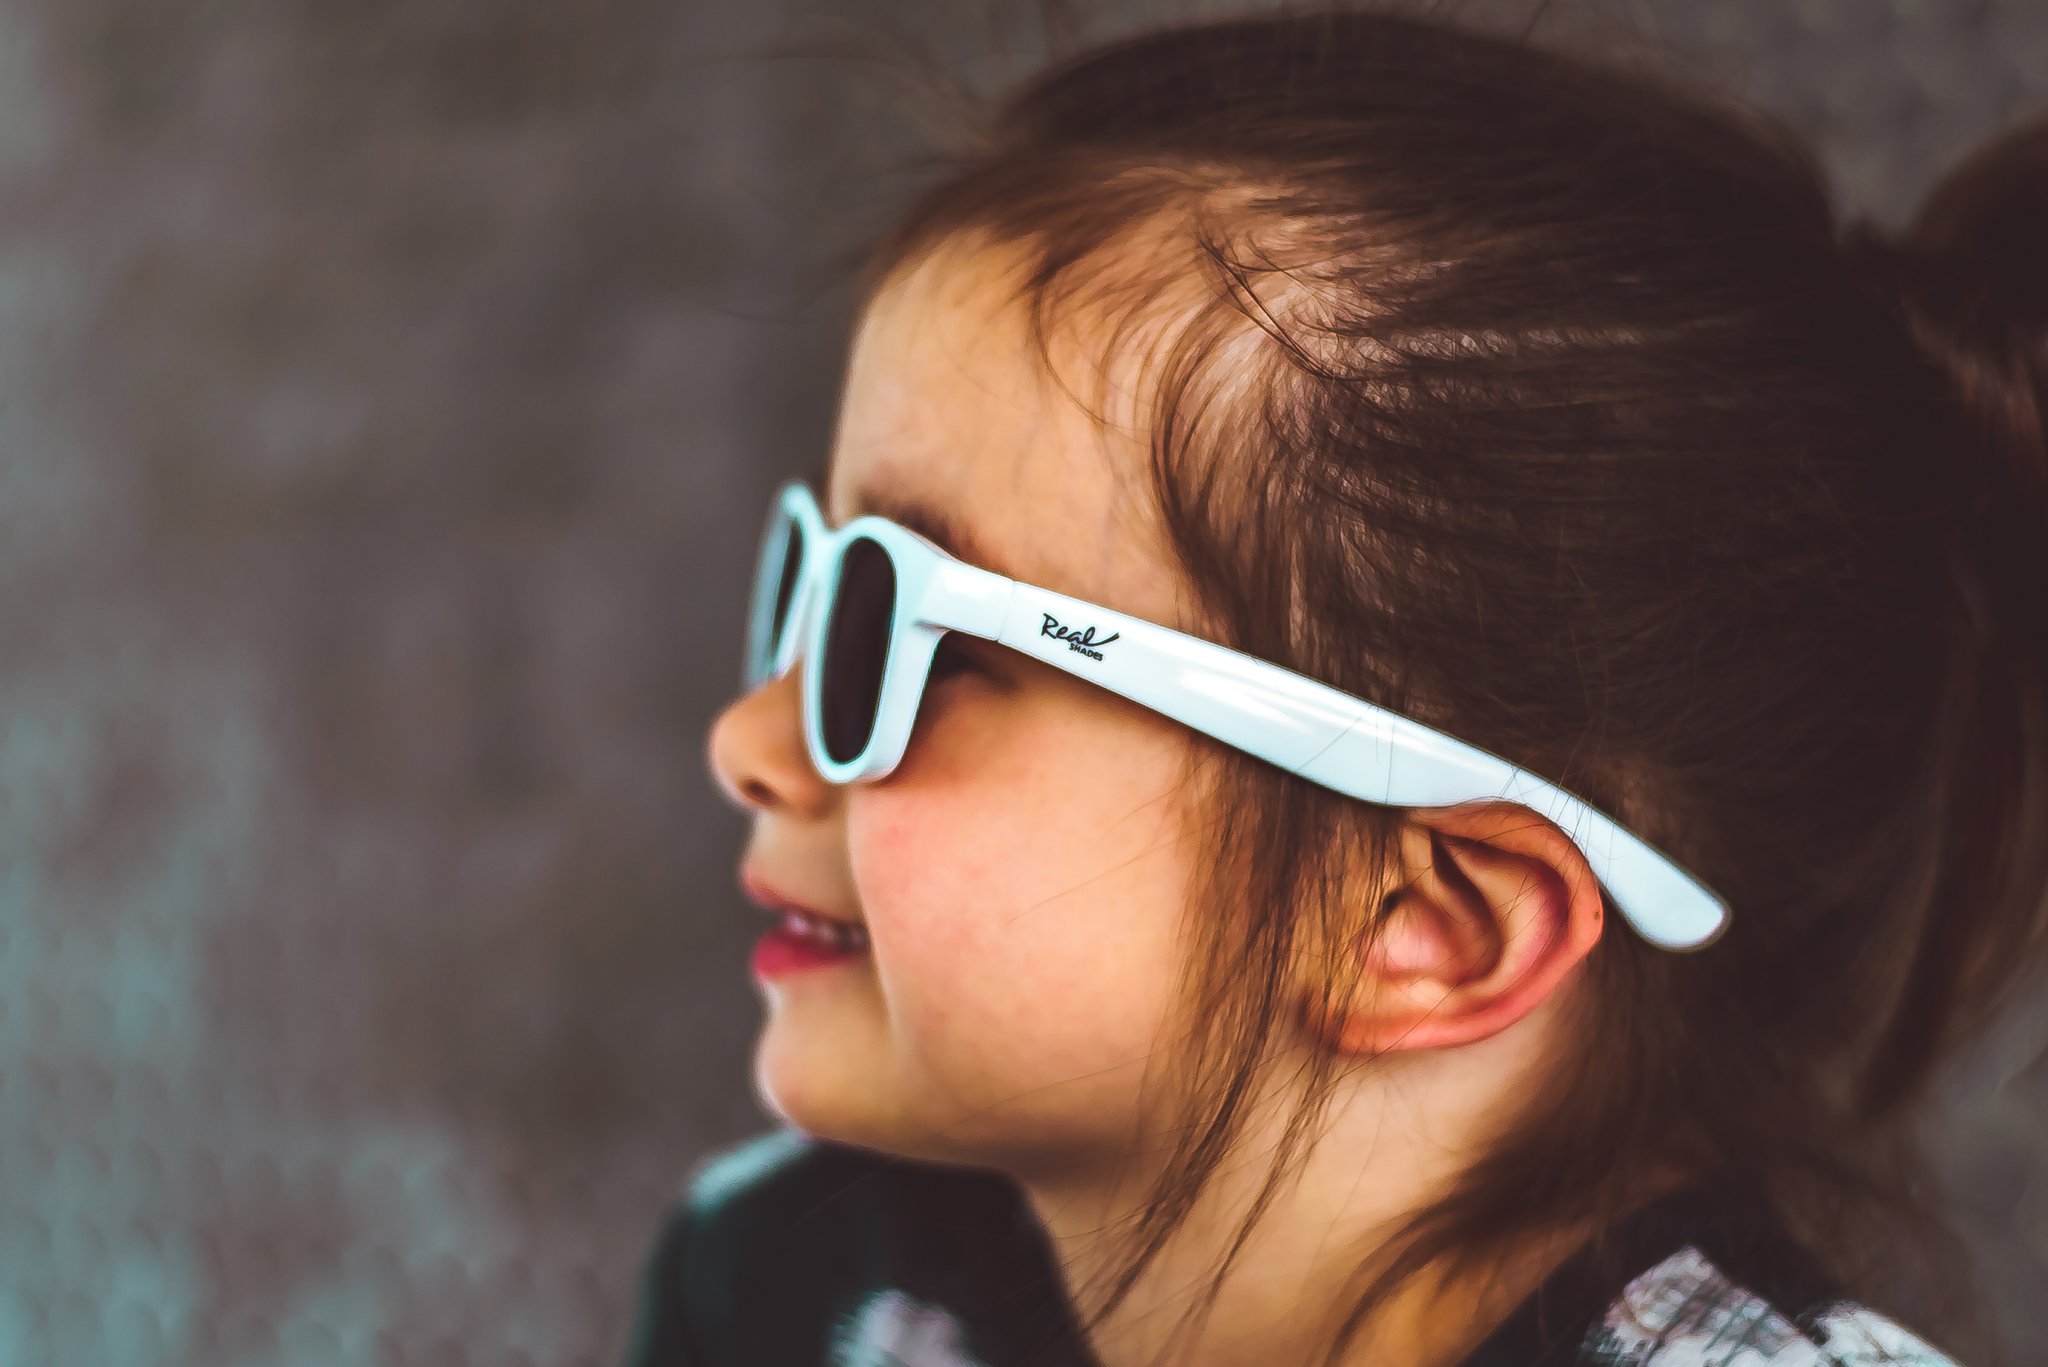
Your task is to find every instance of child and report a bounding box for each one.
[628,9,2047,1366]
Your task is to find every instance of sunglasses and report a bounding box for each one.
[743,479,1728,952]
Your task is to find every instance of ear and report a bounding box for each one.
[1309,801,1606,1055]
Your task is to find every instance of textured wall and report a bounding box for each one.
[1,1,2044,1364]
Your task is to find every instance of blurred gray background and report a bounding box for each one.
[2,1,2046,1364]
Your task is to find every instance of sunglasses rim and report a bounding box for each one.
[746,482,948,778]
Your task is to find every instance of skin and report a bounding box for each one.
[704,233,1613,1367]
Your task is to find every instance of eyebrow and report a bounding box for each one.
[843,484,1016,580]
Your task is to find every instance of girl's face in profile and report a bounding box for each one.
[706,237,1215,1178]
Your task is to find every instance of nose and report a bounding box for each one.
[706,668,835,818]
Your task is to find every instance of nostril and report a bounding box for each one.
[740,777,775,806]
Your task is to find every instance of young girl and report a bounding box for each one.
[627,10,2048,1366]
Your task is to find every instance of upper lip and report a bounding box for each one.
[741,868,863,927]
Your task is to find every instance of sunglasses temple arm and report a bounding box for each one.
[1300,721,1729,950]
[981,579,1728,951]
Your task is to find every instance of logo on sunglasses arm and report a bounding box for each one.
[1041,613,1121,661]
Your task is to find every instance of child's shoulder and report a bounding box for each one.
[678,1125,887,1229]
[1579,1240,1965,1367]
[1463,1181,1969,1367]
[623,1128,1094,1367]
[676,1126,1034,1255]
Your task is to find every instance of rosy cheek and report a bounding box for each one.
[849,794,979,941]
[848,792,1033,997]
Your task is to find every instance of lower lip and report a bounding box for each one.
[751,923,871,979]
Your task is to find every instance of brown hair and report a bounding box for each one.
[852,9,2048,1364]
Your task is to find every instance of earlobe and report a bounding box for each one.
[1320,803,1605,1055]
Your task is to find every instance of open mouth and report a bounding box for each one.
[776,908,870,954]
[752,909,872,978]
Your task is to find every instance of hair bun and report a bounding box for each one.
[1840,112,2048,666]
[1841,113,2047,473]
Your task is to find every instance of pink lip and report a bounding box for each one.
[741,868,873,980]
[739,867,863,928]
[751,922,869,979]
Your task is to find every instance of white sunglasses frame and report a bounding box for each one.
[743,479,1729,952]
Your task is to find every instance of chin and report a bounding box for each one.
[751,1036,897,1150]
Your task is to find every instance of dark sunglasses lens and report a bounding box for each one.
[820,535,895,765]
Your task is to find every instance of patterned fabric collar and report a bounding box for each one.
[1455,1181,1852,1367]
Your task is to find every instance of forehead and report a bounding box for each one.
[823,238,1188,628]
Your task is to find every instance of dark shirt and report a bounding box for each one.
[621,1127,1963,1366]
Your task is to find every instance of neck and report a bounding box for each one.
[1024,1157,1587,1367]
[1014,1048,1597,1366]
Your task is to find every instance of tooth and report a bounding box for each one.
[774,906,870,952]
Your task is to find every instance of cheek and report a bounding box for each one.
[848,723,1200,1125]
